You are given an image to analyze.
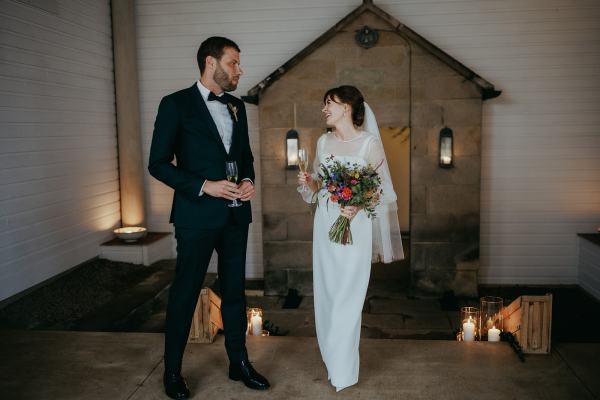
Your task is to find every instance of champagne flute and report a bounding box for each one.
[225,161,242,208]
[298,149,309,192]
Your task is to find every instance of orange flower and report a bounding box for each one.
[330,194,339,202]
[341,187,352,201]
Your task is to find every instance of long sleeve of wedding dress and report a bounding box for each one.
[298,135,325,204]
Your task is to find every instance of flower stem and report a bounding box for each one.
[328,216,353,245]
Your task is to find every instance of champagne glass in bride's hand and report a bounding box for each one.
[225,161,242,208]
[298,149,309,192]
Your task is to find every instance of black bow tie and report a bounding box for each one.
[208,92,228,104]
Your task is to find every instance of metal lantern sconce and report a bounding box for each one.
[439,127,454,168]
[286,129,299,169]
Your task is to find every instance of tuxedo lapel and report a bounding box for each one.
[189,85,228,155]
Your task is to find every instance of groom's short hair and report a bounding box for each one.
[197,36,241,74]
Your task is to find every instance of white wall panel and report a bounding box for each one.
[579,237,600,300]
[0,0,118,301]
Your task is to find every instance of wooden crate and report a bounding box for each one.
[502,294,552,354]
[188,287,223,343]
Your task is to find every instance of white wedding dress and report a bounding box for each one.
[299,125,403,391]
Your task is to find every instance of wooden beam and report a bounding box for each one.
[111,0,146,226]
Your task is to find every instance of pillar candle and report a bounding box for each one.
[488,326,500,342]
[462,317,475,342]
[251,314,262,336]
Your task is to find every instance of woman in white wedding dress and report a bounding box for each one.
[298,86,404,392]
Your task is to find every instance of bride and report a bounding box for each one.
[298,85,404,391]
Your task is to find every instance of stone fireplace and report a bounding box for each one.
[244,0,499,297]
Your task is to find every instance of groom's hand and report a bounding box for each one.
[203,180,241,200]
[238,180,255,201]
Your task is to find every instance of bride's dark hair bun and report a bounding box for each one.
[323,85,365,126]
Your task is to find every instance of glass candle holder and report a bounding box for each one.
[246,308,263,336]
[479,296,503,342]
[460,307,479,342]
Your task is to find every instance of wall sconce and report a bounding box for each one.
[286,129,299,169]
[439,127,454,168]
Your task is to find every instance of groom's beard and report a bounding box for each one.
[214,63,238,92]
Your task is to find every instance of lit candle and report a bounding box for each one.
[462,316,475,342]
[251,313,262,336]
[488,326,500,342]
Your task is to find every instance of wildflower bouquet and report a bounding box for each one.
[319,155,383,245]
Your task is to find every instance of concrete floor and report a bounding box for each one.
[1,330,598,400]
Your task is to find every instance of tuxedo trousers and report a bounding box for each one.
[164,215,249,374]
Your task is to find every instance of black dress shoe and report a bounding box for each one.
[163,372,190,399]
[229,359,270,390]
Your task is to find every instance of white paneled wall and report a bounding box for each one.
[578,236,600,300]
[0,0,119,301]
[136,0,599,285]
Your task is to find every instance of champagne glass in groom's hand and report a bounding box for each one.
[225,161,242,208]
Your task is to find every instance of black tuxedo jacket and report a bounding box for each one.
[148,84,255,229]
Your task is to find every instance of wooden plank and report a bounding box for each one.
[502,294,552,354]
[502,296,521,337]
[530,301,541,351]
[544,294,553,352]
[521,297,529,349]
[209,289,224,331]
[188,288,223,343]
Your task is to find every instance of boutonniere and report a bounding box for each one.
[227,103,238,122]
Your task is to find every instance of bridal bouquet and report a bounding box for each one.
[319,155,382,245]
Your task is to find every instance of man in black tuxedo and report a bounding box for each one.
[148,36,270,399]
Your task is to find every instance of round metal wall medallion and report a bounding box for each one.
[355,26,379,49]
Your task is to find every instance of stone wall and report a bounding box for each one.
[258,10,482,296]
[410,46,482,296]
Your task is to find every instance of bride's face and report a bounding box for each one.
[322,96,349,127]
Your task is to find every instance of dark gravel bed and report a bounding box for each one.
[0,258,160,329]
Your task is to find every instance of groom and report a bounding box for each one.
[148,36,270,399]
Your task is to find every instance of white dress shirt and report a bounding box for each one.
[197,80,233,153]
[196,81,252,196]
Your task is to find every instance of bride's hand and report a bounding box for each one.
[340,206,361,220]
[297,172,311,186]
